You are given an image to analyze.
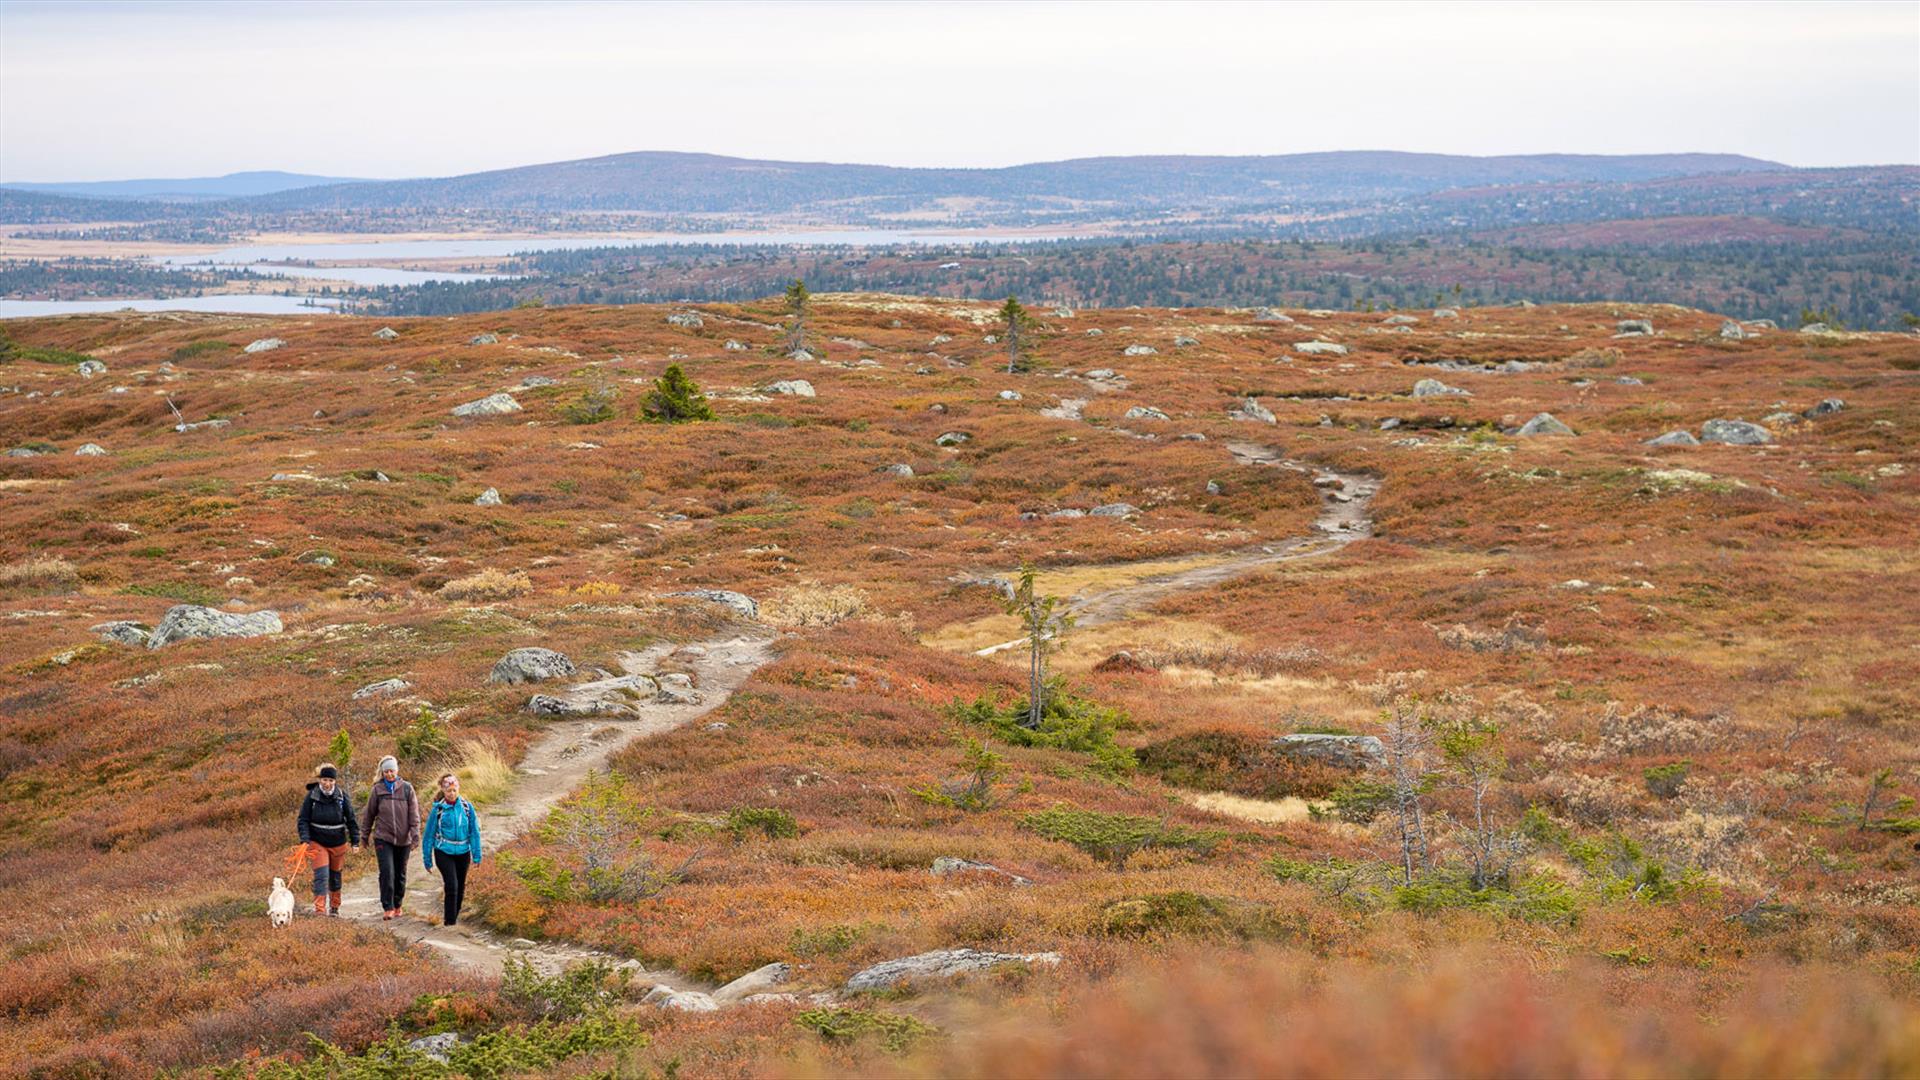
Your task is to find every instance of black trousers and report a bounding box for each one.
[375,840,411,910]
[436,850,472,926]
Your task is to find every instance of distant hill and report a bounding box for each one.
[241,150,1785,214]
[1,170,368,202]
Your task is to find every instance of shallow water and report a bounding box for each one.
[0,295,342,319]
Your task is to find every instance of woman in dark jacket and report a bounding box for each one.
[296,764,360,916]
[362,755,422,920]
[423,773,484,927]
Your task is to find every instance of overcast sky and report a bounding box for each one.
[1,0,1915,182]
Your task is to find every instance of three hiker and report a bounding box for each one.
[424,773,484,926]
[296,764,361,917]
[296,755,479,923]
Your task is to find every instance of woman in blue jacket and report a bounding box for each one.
[423,773,483,927]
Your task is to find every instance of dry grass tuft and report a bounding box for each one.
[454,736,514,806]
[763,582,869,628]
[0,555,78,592]
[438,568,532,602]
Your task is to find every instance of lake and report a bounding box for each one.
[0,295,342,320]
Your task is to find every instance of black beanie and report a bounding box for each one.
[318,765,338,779]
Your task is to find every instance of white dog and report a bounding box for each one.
[268,877,296,928]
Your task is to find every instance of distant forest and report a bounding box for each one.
[358,236,1920,330]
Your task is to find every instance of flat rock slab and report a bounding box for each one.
[146,605,282,649]
[845,948,1061,992]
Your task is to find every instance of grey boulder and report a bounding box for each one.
[1615,320,1653,336]
[75,443,108,456]
[243,338,285,354]
[1294,341,1349,356]
[845,949,1061,992]
[146,605,283,649]
[1273,733,1386,770]
[1516,412,1575,437]
[1089,502,1138,517]
[451,392,522,418]
[1645,430,1700,447]
[77,360,107,377]
[489,647,577,685]
[666,589,759,619]
[1411,378,1469,398]
[1700,419,1772,445]
[353,677,413,700]
[92,620,151,646]
[373,327,400,341]
[1805,398,1845,418]
[1124,406,1170,421]
[473,487,502,506]
[713,962,793,1004]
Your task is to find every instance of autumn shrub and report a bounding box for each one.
[952,686,1137,775]
[912,736,1004,811]
[1390,870,1580,924]
[1644,760,1692,799]
[525,770,680,902]
[1563,345,1622,368]
[796,1007,939,1055]
[228,1013,645,1080]
[1137,729,1344,800]
[728,805,800,840]
[396,707,452,766]
[438,568,533,602]
[1020,805,1223,870]
[560,386,617,424]
[1314,777,1393,824]
[500,955,631,1022]
[1098,891,1289,941]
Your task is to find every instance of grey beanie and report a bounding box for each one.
[378,755,399,774]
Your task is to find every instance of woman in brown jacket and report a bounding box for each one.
[362,755,422,919]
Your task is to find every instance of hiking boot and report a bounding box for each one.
[329,891,342,916]
[313,896,328,917]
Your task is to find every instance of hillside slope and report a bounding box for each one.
[0,299,1915,1075]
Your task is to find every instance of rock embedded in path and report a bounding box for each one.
[665,589,760,620]
[1273,733,1386,770]
[844,949,1062,992]
[1700,419,1772,445]
[1231,397,1276,425]
[243,338,285,354]
[489,647,577,685]
[1646,430,1700,447]
[451,392,522,418]
[712,962,794,1004]
[1516,412,1575,437]
[145,605,283,649]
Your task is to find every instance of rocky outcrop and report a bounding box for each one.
[1383,314,1419,326]
[1040,399,1087,421]
[712,962,793,1004]
[353,678,413,700]
[1805,398,1846,418]
[1700,419,1771,445]
[1273,733,1385,770]
[879,463,914,477]
[1294,341,1349,357]
[1254,308,1294,323]
[931,857,1032,885]
[665,589,759,619]
[451,392,522,418]
[243,338,285,354]
[75,443,108,456]
[92,620,151,646]
[1124,406,1170,421]
[935,431,970,447]
[1411,378,1468,398]
[373,327,400,341]
[998,390,1023,401]
[469,333,499,345]
[1122,344,1158,357]
[666,312,704,328]
[1089,502,1138,517]
[146,605,283,649]
[77,360,107,377]
[844,949,1061,992]
[1615,320,1653,336]
[765,380,815,397]
[1718,320,1748,340]
[473,488,503,506]
[489,647,577,685]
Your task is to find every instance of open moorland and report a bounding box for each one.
[1,297,1917,1077]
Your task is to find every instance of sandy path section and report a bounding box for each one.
[337,632,775,984]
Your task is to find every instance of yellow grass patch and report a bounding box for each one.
[1185,790,1320,824]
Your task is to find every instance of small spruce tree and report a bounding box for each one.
[999,294,1036,374]
[1002,562,1074,729]
[784,279,811,356]
[641,363,714,423]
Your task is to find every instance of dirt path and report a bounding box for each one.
[337,632,775,984]
[976,445,1377,655]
